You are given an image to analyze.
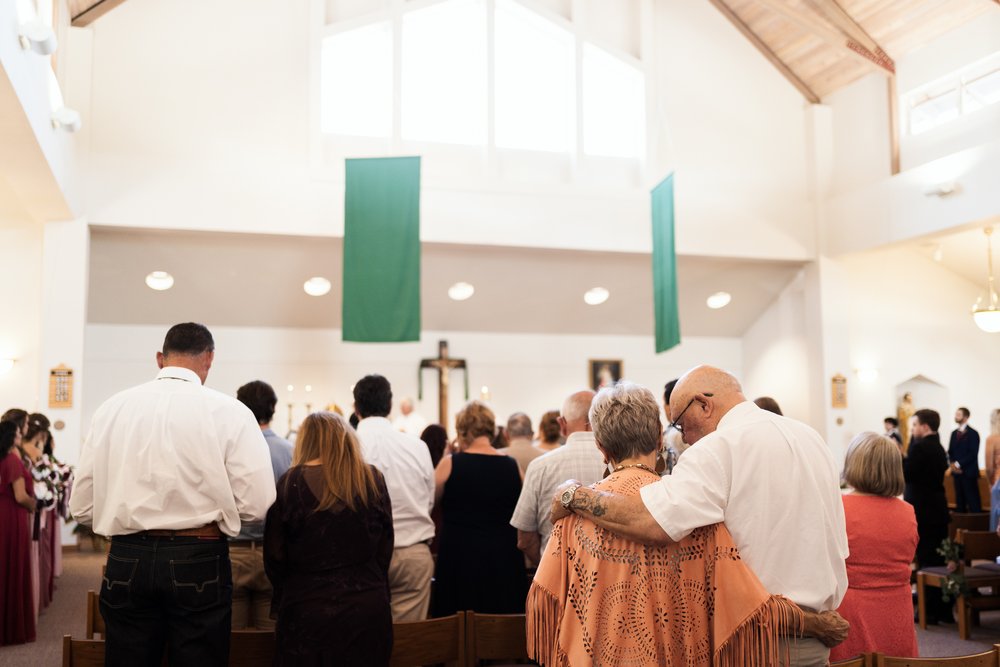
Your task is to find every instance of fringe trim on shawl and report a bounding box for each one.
[526,581,569,667]
[714,595,805,667]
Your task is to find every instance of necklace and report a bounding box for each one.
[612,462,659,476]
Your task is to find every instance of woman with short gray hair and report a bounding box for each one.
[589,382,662,473]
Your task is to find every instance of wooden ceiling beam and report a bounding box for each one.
[802,0,895,73]
[707,0,821,103]
[755,0,894,75]
[70,0,129,27]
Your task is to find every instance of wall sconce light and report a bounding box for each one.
[923,182,959,198]
[0,359,15,375]
[51,107,82,132]
[855,368,879,383]
[19,20,58,55]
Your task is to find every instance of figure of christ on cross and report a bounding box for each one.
[419,340,468,428]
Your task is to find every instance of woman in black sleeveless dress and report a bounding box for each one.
[432,401,527,617]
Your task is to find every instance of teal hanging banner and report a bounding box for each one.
[343,156,421,342]
[651,173,681,353]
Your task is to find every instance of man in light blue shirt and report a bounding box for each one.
[232,380,294,629]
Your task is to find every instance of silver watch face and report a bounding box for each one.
[561,486,577,507]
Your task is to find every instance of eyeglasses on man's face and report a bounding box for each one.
[668,393,714,434]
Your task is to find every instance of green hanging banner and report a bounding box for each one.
[652,172,681,353]
[342,156,421,342]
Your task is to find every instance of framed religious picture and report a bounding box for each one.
[831,373,847,409]
[589,359,623,391]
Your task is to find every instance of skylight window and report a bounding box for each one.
[320,22,392,137]
[402,0,488,145]
[582,44,645,159]
[494,0,575,153]
[964,69,1000,112]
[905,54,1000,136]
[909,89,960,135]
[316,0,650,178]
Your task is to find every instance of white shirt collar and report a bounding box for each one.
[717,400,759,430]
[156,366,202,384]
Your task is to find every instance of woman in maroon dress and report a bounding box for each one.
[0,420,37,645]
[831,431,919,661]
[264,411,393,666]
[23,414,55,612]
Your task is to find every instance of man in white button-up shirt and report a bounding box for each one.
[71,323,275,666]
[551,366,849,666]
[354,374,436,622]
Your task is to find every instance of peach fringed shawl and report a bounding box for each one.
[526,469,803,667]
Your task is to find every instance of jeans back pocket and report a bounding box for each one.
[170,555,222,612]
[101,553,139,609]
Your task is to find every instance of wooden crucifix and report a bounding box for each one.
[419,340,469,427]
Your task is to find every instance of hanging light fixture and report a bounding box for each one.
[972,227,1000,333]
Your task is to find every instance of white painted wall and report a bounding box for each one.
[68,0,815,261]
[741,270,813,426]
[0,219,44,413]
[82,324,741,444]
[742,247,1000,469]
[0,0,78,216]
[841,247,1000,468]
[649,0,814,261]
[825,140,1000,256]
[824,73,891,197]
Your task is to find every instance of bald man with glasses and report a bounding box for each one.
[551,366,848,667]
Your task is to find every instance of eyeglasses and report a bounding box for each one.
[668,393,714,434]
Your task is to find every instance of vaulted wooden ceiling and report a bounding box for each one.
[707,0,997,102]
[69,0,129,27]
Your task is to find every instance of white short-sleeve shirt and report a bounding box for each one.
[639,401,849,611]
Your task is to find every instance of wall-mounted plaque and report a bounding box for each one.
[49,365,73,409]
[831,373,847,409]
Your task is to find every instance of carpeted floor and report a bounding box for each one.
[1,547,105,666]
[3,549,1000,665]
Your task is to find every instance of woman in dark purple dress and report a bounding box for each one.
[0,420,37,645]
[264,411,393,666]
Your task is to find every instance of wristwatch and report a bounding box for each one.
[560,484,582,510]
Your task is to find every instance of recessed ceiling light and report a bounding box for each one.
[584,287,610,306]
[303,277,331,297]
[145,271,174,291]
[448,282,475,301]
[706,292,732,309]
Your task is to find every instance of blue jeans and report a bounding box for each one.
[100,534,233,667]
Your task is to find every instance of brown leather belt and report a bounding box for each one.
[136,524,223,539]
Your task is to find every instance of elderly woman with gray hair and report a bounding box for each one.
[527,382,848,667]
[830,431,918,661]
